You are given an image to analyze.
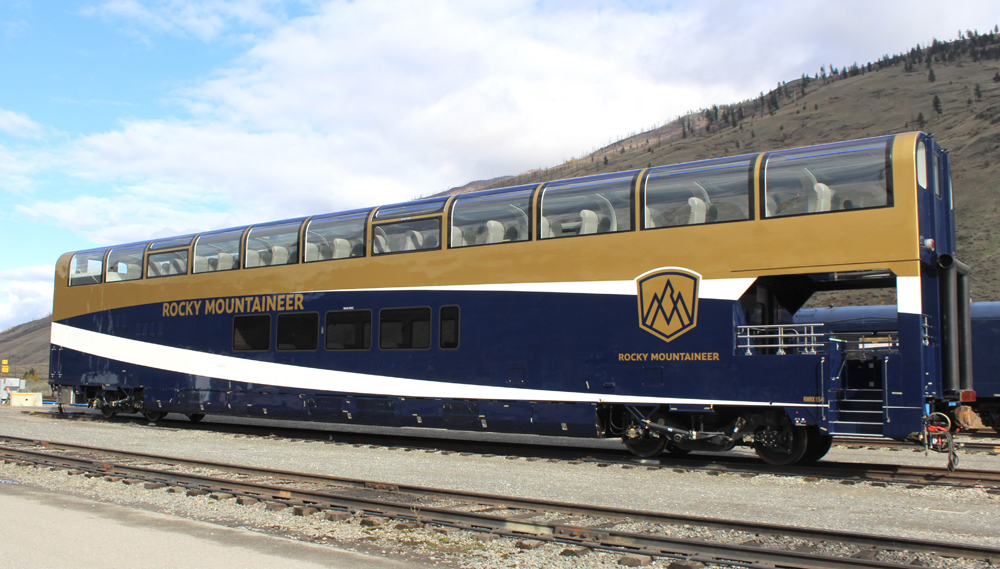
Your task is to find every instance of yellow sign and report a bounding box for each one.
[1,366,7,374]
[163,294,305,317]
[1,360,6,364]
[636,268,700,342]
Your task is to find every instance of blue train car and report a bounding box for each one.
[796,302,1000,432]
[49,133,972,464]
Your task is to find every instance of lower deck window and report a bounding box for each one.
[380,307,431,350]
[440,305,459,349]
[277,313,319,351]
[233,315,270,351]
[326,310,372,350]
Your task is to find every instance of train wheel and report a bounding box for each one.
[800,427,833,464]
[100,406,117,419]
[753,425,809,466]
[186,413,205,423]
[625,414,668,458]
[143,411,166,422]
[625,435,667,458]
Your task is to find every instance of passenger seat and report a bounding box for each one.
[580,210,598,234]
[332,238,351,259]
[485,220,504,243]
[688,197,707,224]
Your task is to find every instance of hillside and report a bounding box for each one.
[471,32,1000,304]
[0,315,50,380]
[8,32,1000,368]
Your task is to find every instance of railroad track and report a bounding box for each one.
[834,436,1000,453]
[1,435,997,569]
[23,410,1000,489]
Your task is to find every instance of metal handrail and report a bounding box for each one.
[737,324,826,356]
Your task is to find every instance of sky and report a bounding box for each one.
[1,0,998,331]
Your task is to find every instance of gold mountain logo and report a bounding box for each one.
[636,268,700,342]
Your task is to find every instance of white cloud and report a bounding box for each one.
[0,265,53,332]
[0,107,43,138]
[83,0,301,41]
[15,0,1000,253]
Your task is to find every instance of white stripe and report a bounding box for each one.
[50,322,815,408]
[698,277,756,300]
[317,276,755,300]
[896,276,922,314]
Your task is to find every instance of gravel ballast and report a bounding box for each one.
[1,407,998,568]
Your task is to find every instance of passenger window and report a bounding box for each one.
[539,171,634,239]
[326,310,372,350]
[106,244,147,283]
[916,141,927,189]
[146,251,188,278]
[149,235,195,250]
[374,197,448,220]
[380,307,431,349]
[233,315,270,351]
[763,136,893,217]
[193,228,243,274]
[933,152,941,199]
[644,156,753,228]
[305,209,369,262]
[277,313,319,351]
[440,305,459,349]
[245,221,301,268]
[450,186,533,247]
[68,249,108,286]
[372,219,440,255]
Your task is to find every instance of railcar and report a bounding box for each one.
[796,302,999,433]
[49,132,972,465]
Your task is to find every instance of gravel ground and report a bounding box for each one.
[1,407,999,568]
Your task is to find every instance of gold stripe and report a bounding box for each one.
[54,134,926,320]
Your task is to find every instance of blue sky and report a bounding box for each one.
[1,0,999,330]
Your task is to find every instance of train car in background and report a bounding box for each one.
[49,132,972,465]
[796,303,1000,433]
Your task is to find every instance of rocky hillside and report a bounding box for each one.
[9,31,1000,365]
[0,315,50,380]
[473,32,1000,303]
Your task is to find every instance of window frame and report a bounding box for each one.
[641,155,756,230]
[233,314,272,352]
[68,248,110,287]
[537,170,638,240]
[759,136,894,220]
[371,217,442,256]
[105,243,148,283]
[324,309,373,351]
[378,306,432,351]
[276,311,320,352]
[447,185,536,249]
[439,305,460,350]
[303,209,371,263]
[146,250,189,279]
[193,227,246,274]
[244,219,304,269]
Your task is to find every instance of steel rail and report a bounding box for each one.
[0,436,998,565]
[18,413,1000,487]
[835,436,1000,453]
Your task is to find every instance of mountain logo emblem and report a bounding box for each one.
[636,268,699,342]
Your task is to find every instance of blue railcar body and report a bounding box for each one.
[49,132,976,464]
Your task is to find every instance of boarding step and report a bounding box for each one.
[828,421,883,436]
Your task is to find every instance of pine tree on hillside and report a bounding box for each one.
[928,66,936,82]
[933,95,943,116]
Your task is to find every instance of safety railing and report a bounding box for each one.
[836,332,900,359]
[736,324,825,356]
